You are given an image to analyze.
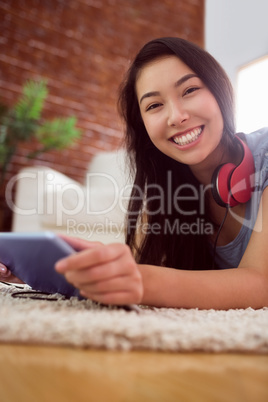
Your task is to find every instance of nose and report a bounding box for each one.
[167,101,189,127]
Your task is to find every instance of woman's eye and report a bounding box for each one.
[183,87,199,96]
[146,103,161,111]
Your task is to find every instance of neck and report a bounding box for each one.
[189,140,239,187]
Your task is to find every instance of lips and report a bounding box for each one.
[170,126,204,146]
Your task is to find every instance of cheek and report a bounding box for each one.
[142,115,164,141]
[210,106,224,131]
[198,95,222,121]
[142,119,155,141]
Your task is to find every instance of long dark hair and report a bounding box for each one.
[118,37,236,270]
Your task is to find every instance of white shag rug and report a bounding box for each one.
[0,282,268,352]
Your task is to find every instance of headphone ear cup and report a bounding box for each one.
[211,163,238,207]
[229,138,255,204]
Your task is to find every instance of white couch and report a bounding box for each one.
[9,149,133,244]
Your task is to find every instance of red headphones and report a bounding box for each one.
[211,135,255,208]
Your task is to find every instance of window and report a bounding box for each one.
[235,56,268,134]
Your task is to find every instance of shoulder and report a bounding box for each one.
[240,127,268,167]
[243,127,268,153]
[242,127,268,191]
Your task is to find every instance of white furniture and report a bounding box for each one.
[10,149,132,244]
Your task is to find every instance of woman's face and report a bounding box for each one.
[135,56,224,169]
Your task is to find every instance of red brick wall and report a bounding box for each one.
[0,0,204,227]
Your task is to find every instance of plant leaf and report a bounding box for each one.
[36,116,81,149]
[14,80,48,121]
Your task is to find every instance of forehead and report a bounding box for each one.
[136,56,195,92]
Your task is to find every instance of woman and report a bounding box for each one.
[1,37,268,309]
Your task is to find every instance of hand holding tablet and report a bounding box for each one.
[0,231,81,298]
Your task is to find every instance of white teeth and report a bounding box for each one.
[172,127,202,146]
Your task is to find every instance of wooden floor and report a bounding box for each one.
[0,344,267,402]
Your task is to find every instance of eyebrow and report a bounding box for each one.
[139,73,198,104]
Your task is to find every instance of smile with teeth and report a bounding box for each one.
[172,127,203,146]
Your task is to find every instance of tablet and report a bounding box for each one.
[0,231,81,298]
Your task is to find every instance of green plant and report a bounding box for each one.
[0,80,81,185]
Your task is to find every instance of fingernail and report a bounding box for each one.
[0,266,7,274]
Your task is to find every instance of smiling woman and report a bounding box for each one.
[52,38,268,309]
[1,37,268,310]
[136,56,224,166]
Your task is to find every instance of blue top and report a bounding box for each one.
[214,127,268,269]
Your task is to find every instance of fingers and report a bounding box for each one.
[55,242,127,273]
[58,234,102,251]
[0,263,9,277]
[64,260,124,287]
[79,276,143,305]
[0,263,24,284]
[79,274,142,303]
[64,251,138,289]
[55,243,143,305]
